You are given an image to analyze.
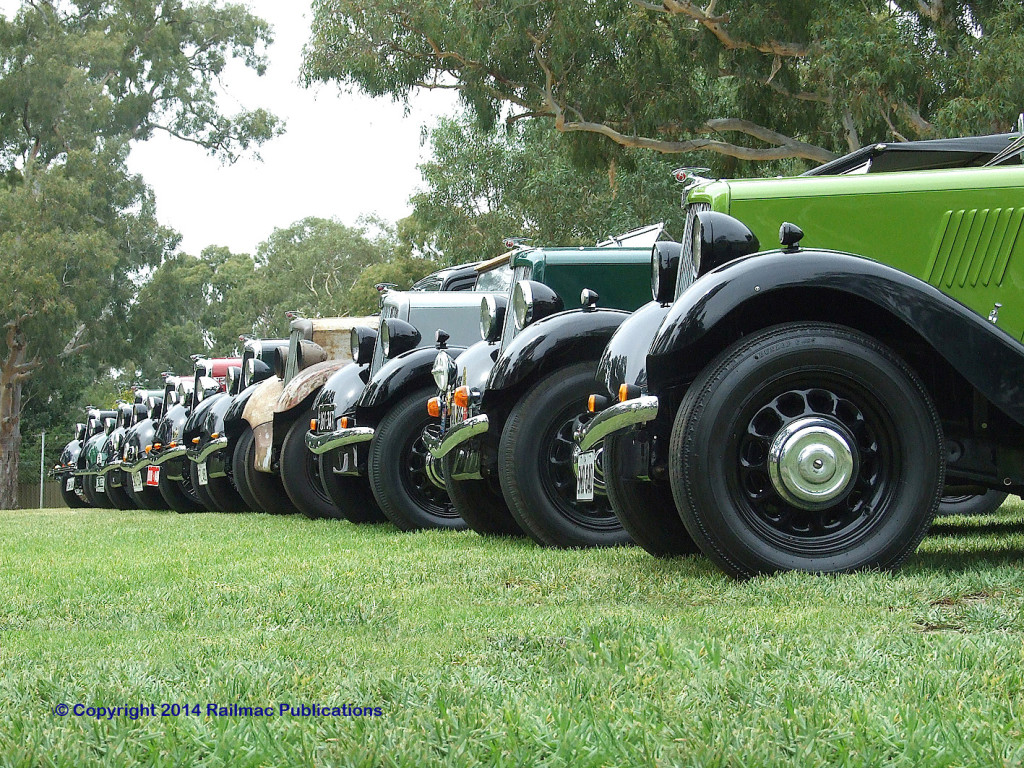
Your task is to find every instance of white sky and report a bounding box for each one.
[2,0,458,255]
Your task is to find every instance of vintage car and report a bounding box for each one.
[75,408,117,507]
[52,422,89,508]
[146,358,238,512]
[118,389,167,510]
[184,337,286,514]
[304,257,514,526]
[422,227,658,547]
[576,131,1024,576]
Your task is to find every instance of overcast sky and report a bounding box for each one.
[2,0,459,255]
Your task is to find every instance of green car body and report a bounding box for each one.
[581,145,1024,577]
[690,165,1024,337]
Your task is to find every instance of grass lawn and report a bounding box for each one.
[2,501,1024,767]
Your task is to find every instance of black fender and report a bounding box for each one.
[487,308,631,394]
[648,248,1024,427]
[124,419,156,458]
[58,439,82,470]
[358,346,467,415]
[154,404,189,447]
[183,392,226,442]
[596,300,671,400]
[314,362,371,421]
[452,340,500,392]
[223,384,258,438]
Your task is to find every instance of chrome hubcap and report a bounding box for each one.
[768,417,856,510]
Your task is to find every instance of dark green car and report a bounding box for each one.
[580,132,1024,576]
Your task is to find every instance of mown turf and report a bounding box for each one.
[2,501,1024,767]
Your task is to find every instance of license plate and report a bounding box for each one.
[95,475,105,492]
[146,466,160,487]
[197,462,208,486]
[576,450,595,501]
[65,477,75,491]
[132,472,143,492]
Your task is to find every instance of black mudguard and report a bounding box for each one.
[358,347,467,413]
[183,392,226,442]
[649,248,1024,427]
[223,384,258,438]
[596,300,671,400]
[314,362,371,421]
[488,308,631,393]
[453,341,500,392]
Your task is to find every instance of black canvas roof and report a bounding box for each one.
[805,133,1020,176]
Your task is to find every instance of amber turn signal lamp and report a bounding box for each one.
[453,386,471,409]
[340,417,351,429]
[588,394,609,413]
[310,419,317,431]
[211,432,220,439]
[153,443,162,451]
[192,438,200,445]
[618,384,641,403]
[426,398,441,418]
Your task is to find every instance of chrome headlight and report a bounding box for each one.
[226,366,240,395]
[652,241,682,304]
[350,326,378,365]
[244,356,256,387]
[432,351,456,391]
[380,318,391,358]
[512,280,533,330]
[480,294,506,343]
[380,318,421,359]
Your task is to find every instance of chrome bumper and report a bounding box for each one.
[423,414,489,459]
[121,457,151,474]
[305,426,375,455]
[186,436,228,463]
[575,396,659,452]
[97,462,123,476]
[147,445,187,466]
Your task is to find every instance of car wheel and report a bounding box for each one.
[124,477,165,510]
[158,464,204,513]
[104,473,136,510]
[443,452,523,537]
[188,461,227,512]
[236,424,299,516]
[603,432,699,558]
[368,387,466,531]
[499,362,632,548]
[231,427,263,513]
[281,409,343,519]
[319,451,386,524]
[59,478,88,508]
[937,490,1008,517]
[82,475,113,508]
[671,322,943,578]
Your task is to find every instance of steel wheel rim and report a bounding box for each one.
[400,421,457,519]
[539,408,618,531]
[731,379,898,555]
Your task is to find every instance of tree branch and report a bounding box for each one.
[653,0,810,57]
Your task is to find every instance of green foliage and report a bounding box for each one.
[304,0,1024,166]
[2,505,1024,764]
[404,116,686,264]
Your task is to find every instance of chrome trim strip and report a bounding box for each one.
[147,445,187,466]
[186,436,228,463]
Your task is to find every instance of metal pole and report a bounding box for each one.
[39,431,45,509]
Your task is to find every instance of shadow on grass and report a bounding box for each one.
[930,521,1024,537]
[906,547,1024,573]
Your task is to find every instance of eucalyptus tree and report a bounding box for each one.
[0,0,282,508]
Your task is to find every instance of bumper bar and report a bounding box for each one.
[186,436,228,463]
[305,427,375,455]
[575,396,659,452]
[423,415,489,460]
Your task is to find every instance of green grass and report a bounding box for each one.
[3,502,1024,767]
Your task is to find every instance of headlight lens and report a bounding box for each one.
[350,328,360,361]
[244,357,255,387]
[432,351,455,391]
[691,219,703,279]
[479,294,506,343]
[512,281,533,330]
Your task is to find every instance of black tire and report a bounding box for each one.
[158,464,204,513]
[603,432,699,558]
[367,387,466,531]
[281,409,343,519]
[188,461,223,512]
[236,425,299,516]
[671,322,944,578]
[59,478,88,508]
[443,452,523,537]
[124,475,166,510]
[104,472,136,510]
[499,362,631,548]
[319,451,386,524]
[203,465,248,513]
[232,427,264,513]
[82,475,113,508]
[937,490,1008,517]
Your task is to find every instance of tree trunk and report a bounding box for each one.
[1,330,27,510]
